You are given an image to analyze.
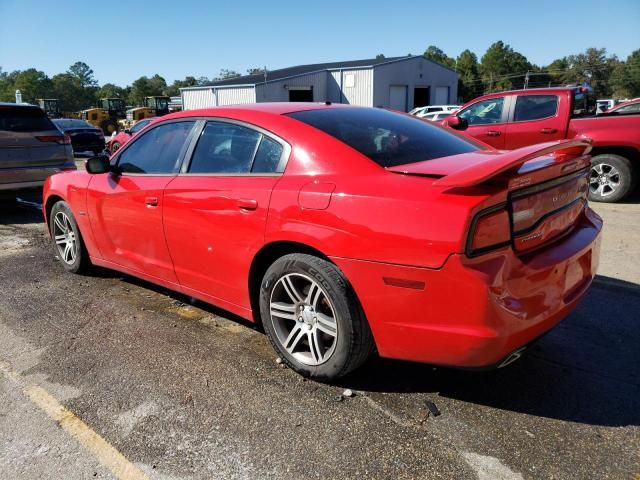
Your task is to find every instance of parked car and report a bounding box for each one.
[601,99,640,116]
[0,103,75,197]
[596,98,617,114]
[53,118,105,155]
[420,111,452,122]
[442,87,640,202]
[44,104,602,380]
[106,118,153,154]
[410,105,459,117]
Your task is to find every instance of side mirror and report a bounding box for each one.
[85,155,112,174]
[445,116,468,130]
[124,129,132,135]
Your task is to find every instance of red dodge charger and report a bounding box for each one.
[43,103,602,380]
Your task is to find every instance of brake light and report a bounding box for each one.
[467,206,511,256]
[36,134,71,145]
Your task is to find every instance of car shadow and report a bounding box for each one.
[340,274,640,427]
[0,193,44,225]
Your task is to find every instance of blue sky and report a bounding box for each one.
[1,0,638,86]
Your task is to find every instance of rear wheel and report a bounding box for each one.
[50,201,90,273]
[589,154,636,202]
[100,119,117,136]
[259,254,374,380]
[110,141,121,154]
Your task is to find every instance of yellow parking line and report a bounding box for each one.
[0,362,149,480]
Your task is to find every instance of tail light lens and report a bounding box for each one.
[467,205,511,256]
[36,134,71,145]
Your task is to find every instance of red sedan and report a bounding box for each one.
[43,103,602,380]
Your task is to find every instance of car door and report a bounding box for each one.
[86,120,196,283]
[456,96,509,149]
[163,119,289,310]
[504,94,564,149]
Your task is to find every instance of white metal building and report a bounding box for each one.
[181,56,458,112]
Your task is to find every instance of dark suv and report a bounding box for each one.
[0,103,76,197]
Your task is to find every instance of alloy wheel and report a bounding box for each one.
[590,163,620,197]
[53,211,77,264]
[269,273,338,366]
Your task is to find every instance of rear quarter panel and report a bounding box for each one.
[568,116,640,149]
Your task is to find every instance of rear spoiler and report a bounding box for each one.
[433,138,592,188]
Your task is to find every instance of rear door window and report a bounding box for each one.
[117,121,195,174]
[513,95,558,121]
[0,106,55,132]
[188,121,285,174]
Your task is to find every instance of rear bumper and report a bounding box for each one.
[0,164,77,192]
[332,207,603,367]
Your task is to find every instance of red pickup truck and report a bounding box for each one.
[443,87,640,202]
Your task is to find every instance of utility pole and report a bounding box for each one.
[524,71,530,89]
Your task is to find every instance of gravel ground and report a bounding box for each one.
[0,186,638,480]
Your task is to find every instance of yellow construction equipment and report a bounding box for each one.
[80,98,126,135]
[120,96,170,129]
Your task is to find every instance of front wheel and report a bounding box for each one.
[50,201,90,273]
[589,154,637,202]
[260,254,374,380]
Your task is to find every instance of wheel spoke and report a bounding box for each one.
[284,324,305,353]
[305,281,322,308]
[270,302,297,321]
[281,276,303,303]
[63,243,72,262]
[54,216,66,233]
[315,312,337,337]
[308,331,322,363]
[55,234,67,245]
[593,164,603,175]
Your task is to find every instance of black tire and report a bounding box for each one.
[49,201,90,274]
[589,154,637,203]
[110,141,121,154]
[100,119,117,136]
[259,254,374,380]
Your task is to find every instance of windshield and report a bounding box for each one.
[287,108,479,168]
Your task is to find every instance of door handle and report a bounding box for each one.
[486,130,501,137]
[237,198,258,211]
[145,196,159,207]
[540,127,558,134]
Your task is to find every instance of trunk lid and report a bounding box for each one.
[388,139,592,254]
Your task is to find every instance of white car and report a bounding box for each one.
[410,105,460,117]
[420,111,453,122]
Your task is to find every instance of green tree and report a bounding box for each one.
[215,69,241,81]
[95,83,126,100]
[0,68,20,102]
[609,49,640,98]
[556,48,616,97]
[479,41,533,92]
[423,45,455,69]
[12,68,51,103]
[375,53,385,60]
[50,73,89,111]
[128,74,167,106]
[456,49,480,102]
[164,76,199,96]
[67,61,97,88]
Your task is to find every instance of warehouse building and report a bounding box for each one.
[180,56,458,112]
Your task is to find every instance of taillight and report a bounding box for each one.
[467,205,511,256]
[36,134,71,145]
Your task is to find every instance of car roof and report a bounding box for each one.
[159,102,355,121]
[609,99,640,110]
[0,102,40,109]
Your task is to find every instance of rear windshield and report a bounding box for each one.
[571,90,597,118]
[0,106,55,132]
[53,119,93,129]
[287,108,478,167]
